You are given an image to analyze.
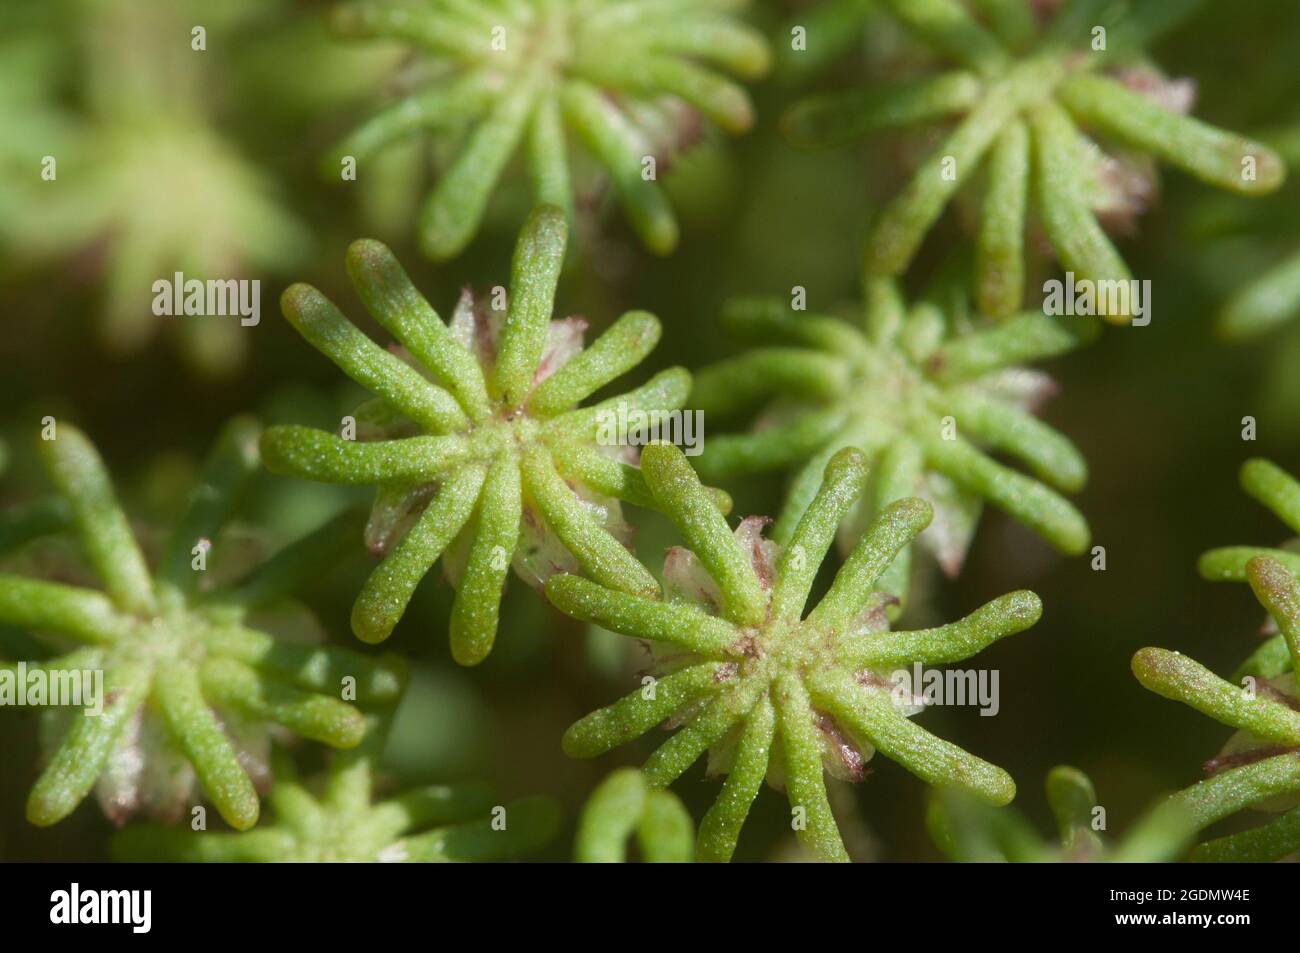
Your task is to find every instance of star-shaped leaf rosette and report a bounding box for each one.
[691,279,1091,609]
[928,764,1194,862]
[1133,555,1300,862]
[327,0,770,259]
[545,443,1043,862]
[0,419,404,831]
[261,206,710,664]
[782,0,1286,320]
[112,717,559,862]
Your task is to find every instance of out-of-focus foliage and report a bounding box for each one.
[782,0,1286,320]
[574,767,693,862]
[326,0,771,260]
[4,0,312,377]
[929,765,1194,862]
[113,718,560,862]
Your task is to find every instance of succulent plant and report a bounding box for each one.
[691,278,1091,609]
[574,767,693,861]
[928,764,1193,862]
[326,0,770,259]
[1128,459,1300,860]
[112,718,559,862]
[546,443,1043,862]
[1133,556,1300,861]
[261,206,712,664]
[783,0,1287,320]
[0,419,403,830]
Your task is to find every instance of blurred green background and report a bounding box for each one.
[2,0,1300,860]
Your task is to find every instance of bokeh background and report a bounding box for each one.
[2,0,1300,860]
